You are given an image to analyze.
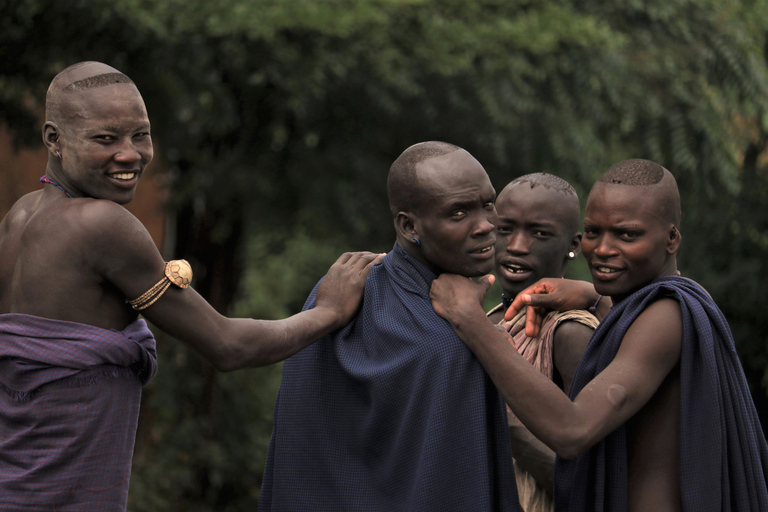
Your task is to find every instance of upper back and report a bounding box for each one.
[0,190,152,329]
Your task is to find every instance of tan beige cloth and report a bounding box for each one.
[488,305,599,512]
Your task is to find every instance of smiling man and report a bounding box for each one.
[430,159,768,511]
[487,174,597,512]
[0,62,381,511]
[260,142,519,511]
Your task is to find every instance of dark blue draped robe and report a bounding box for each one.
[555,277,768,512]
[260,244,518,511]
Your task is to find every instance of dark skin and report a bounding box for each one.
[394,148,497,277]
[431,174,685,512]
[0,62,383,372]
[488,181,594,496]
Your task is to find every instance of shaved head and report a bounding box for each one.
[387,141,462,216]
[45,62,136,125]
[593,159,681,227]
[500,173,581,233]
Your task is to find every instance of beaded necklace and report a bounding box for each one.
[39,176,73,198]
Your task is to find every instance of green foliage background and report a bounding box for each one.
[4,0,768,509]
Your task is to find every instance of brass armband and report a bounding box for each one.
[127,259,193,311]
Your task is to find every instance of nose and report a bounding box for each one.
[113,139,143,163]
[591,235,617,259]
[505,231,531,255]
[473,210,497,238]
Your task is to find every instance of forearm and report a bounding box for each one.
[450,307,593,458]
[219,305,341,370]
[508,415,555,495]
[146,288,343,371]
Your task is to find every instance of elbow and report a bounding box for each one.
[554,444,583,461]
[549,425,593,461]
[207,343,246,373]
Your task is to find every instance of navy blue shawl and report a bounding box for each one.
[555,277,768,511]
[260,244,518,512]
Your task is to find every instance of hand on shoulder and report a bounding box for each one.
[315,251,385,330]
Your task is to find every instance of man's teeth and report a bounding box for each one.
[504,264,528,274]
[113,173,136,180]
[596,266,618,273]
[477,246,492,253]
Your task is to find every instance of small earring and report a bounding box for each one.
[568,251,576,259]
[55,150,62,159]
[413,237,421,246]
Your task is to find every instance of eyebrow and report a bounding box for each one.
[497,217,558,227]
[95,124,150,132]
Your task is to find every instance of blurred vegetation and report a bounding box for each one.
[4,0,768,509]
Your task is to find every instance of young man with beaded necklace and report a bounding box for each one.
[0,61,381,511]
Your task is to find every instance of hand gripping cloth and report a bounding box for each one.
[555,277,768,512]
[0,314,157,511]
[260,244,518,511]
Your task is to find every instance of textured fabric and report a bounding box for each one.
[260,244,518,512]
[500,309,598,383]
[555,277,768,512]
[0,314,157,512]
[494,307,598,512]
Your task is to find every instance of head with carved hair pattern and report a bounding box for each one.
[387,141,498,277]
[493,173,582,298]
[583,158,682,302]
[42,61,153,204]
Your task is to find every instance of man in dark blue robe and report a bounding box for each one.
[260,142,518,511]
[430,159,768,511]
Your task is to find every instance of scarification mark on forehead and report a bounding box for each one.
[63,73,134,92]
[509,172,577,197]
[599,159,664,186]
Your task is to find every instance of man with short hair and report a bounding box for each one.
[0,61,381,511]
[260,141,518,511]
[431,159,768,511]
[488,173,596,512]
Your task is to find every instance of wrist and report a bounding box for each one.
[313,303,346,332]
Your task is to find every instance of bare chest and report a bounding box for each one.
[626,366,682,512]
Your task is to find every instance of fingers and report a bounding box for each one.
[478,273,496,290]
[332,251,386,274]
[503,281,552,321]
[524,306,545,337]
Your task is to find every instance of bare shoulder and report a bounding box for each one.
[553,319,595,394]
[554,319,595,347]
[70,199,155,250]
[63,198,163,280]
[553,320,594,363]
[1,191,43,231]
[617,298,683,368]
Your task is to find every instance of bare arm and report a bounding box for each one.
[553,320,595,396]
[506,319,594,493]
[431,274,681,459]
[89,204,383,371]
[504,278,612,337]
[508,412,555,496]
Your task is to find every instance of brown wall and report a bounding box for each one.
[0,124,167,249]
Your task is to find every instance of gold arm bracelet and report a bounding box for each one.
[127,259,193,311]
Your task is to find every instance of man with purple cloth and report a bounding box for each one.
[0,61,381,511]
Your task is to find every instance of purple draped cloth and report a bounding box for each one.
[0,313,157,511]
[555,277,768,511]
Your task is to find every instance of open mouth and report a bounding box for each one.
[502,262,531,274]
[112,172,137,181]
